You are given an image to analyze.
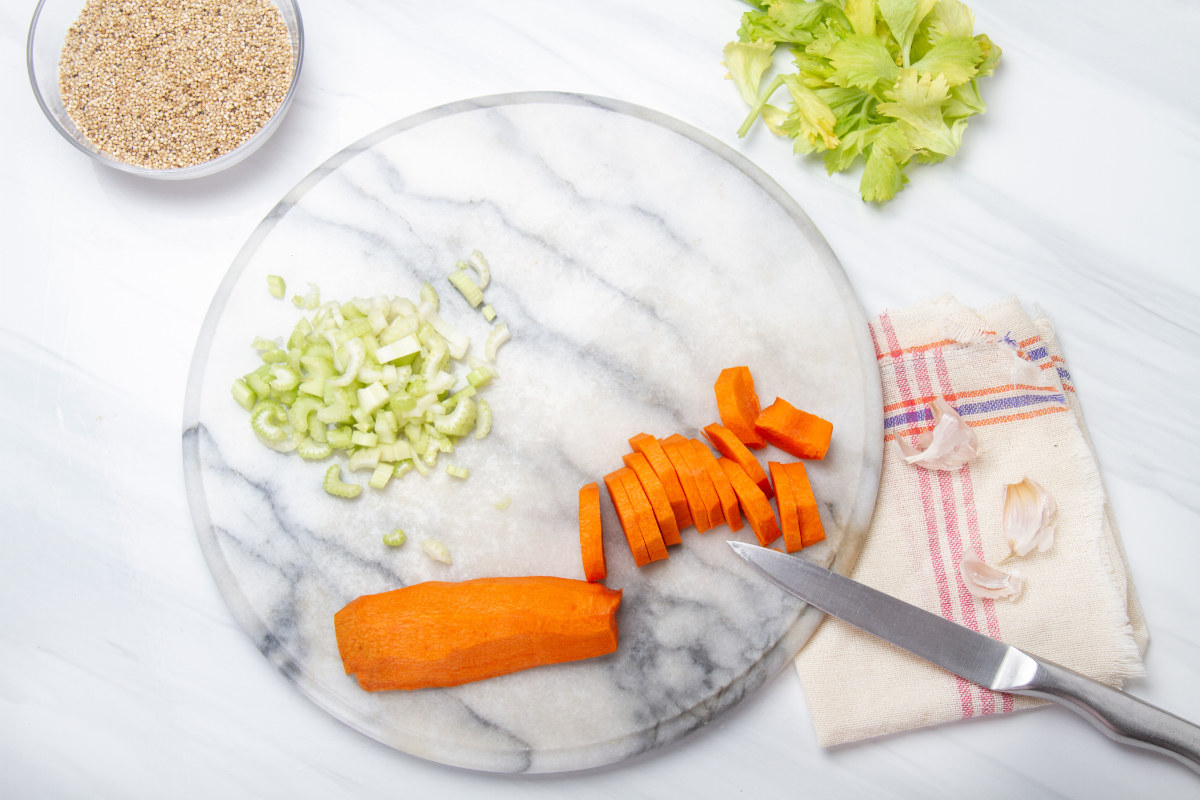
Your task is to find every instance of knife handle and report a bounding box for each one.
[1016,659,1200,773]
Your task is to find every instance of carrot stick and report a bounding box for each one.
[714,366,766,449]
[784,461,826,547]
[619,468,669,561]
[604,468,650,566]
[703,422,773,499]
[629,433,693,529]
[717,457,780,547]
[335,576,622,691]
[669,434,723,529]
[622,451,681,546]
[769,462,803,553]
[663,434,716,532]
[690,438,742,532]
[754,397,833,460]
[660,434,710,532]
[578,482,606,582]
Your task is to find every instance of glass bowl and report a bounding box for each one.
[27,0,304,180]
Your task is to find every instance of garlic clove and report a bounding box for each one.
[960,554,1024,600]
[1003,477,1056,558]
[896,396,979,470]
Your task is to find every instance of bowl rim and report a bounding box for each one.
[26,0,306,179]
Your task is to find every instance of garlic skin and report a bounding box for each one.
[960,554,1024,601]
[1003,477,1056,558]
[896,396,979,470]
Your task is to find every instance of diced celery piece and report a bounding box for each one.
[368,463,394,489]
[323,464,361,498]
[445,465,469,479]
[231,378,256,410]
[267,275,286,298]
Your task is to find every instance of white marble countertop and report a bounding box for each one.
[3,0,1198,796]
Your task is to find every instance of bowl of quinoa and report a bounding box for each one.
[27,0,303,179]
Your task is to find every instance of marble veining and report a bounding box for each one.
[182,94,882,772]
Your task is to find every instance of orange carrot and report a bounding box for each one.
[335,576,622,691]
[690,438,742,532]
[660,434,711,532]
[769,462,803,553]
[578,482,606,582]
[715,366,766,449]
[629,433,693,529]
[619,468,669,561]
[703,422,773,499]
[754,397,833,460]
[663,434,717,532]
[604,468,650,567]
[717,457,781,547]
[622,451,682,546]
[784,461,826,547]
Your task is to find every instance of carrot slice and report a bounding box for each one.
[717,457,780,547]
[619,468,669,561]
[335,576,621,691]
[604,468,650,566]
[754,397,833,460]
[669,434,722,529]
[784,461,826,547]
[715,366,766,449]
[690,438,742,532]
[578,482,606,581]
[662,434,715,532]
[703,422,773,499]
[769,462,803,553]
[622,451,681,546]
[660,434,710,532]
[629,433,693,529]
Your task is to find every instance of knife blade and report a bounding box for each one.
[728,541,1200,773]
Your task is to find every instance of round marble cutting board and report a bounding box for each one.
[182,92,883,774]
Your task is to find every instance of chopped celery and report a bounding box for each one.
[449,269,483,308]
[323,464,361,499]
[481,304,496,322]
[382,528,406,547]
[422,539,452,564]
[234,251,509,499]
[231,378,256,410]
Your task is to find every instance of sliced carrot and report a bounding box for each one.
[335,576,622,691]
[769,462,803,553]
[662,434,715,532]
[619,468,669,561]
[578,482,606,581]
[703,422,773,499]
[784,461,826,547]
[622,451,681,546]
[669,434,723,529]
[690,438,742,532]
[717,457,780,547]
[715,366,766,449]
[629,433,693,529]
[754,397,833,460]
[604,468,650,567]
[659,434,710,532]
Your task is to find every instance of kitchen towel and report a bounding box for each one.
[795,295,1148,746]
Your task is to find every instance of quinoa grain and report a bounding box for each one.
[58,0,295,170]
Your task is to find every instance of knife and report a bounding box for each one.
[728,541,1200,773]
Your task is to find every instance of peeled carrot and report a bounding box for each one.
[578,482,606,582]
[604,468,650,567]
[335,576,622,691]
[660,434,710,532]
[690,438,742,532]
[784,461,826,547]
[769,462,803,553]
[715,366,766,449]
[703,422,773,499]
[717,457,780,547]
[663,434,716,532]
[754,397,833,460]
[619,468,669,561]
[629,433,693,529]
[622,451,681,546]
